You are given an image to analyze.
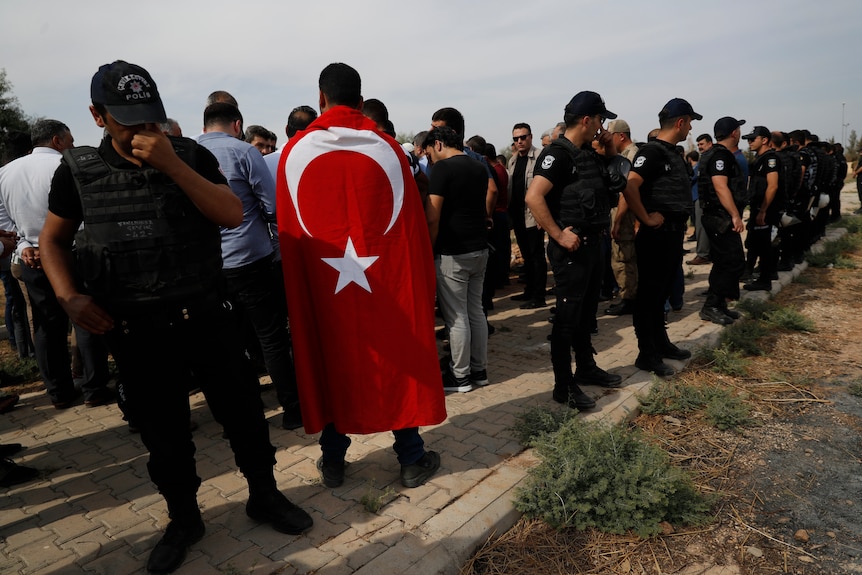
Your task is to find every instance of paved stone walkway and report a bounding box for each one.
[1,190,858,575]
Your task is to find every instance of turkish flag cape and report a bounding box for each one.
[276,106,446,435]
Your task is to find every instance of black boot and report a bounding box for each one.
[147,498,204,574]
[245,471,313,535]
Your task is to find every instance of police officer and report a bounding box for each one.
[697,116,747,326]
[622,98,700,377]
[741,126,785,291]
[525,91,623,411]
[39,61,312,574]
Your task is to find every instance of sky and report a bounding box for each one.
[1,0,860,154]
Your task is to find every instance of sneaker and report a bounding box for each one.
[634,356,676,377]
[700,306,734,325]
[443,370,472,393]
[661,343,692,361]
[246,489,313,535]
[551,386,596,410]
[519,300,547,310]
[686,256,711,265]
[468,370,489,386]
[146,517,205,574]
[573,365,622,388]
[316,457,346,488]
[400,451,441,488]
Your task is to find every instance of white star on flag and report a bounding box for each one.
[322,237,379,294]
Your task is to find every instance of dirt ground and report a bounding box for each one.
[464,244,862,574]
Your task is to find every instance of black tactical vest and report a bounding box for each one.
[698,144,747,213]
[62,138,224,307]
[638,141,692,216]
[748,149,786,216]
[547,137,612,234]
[778,147,802,207]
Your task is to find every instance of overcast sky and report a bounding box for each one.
[2,0,859,153]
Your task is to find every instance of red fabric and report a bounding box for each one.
[276,106,446,435]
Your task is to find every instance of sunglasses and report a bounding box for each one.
[512,134,530,142]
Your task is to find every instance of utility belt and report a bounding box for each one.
[106,289,224,329]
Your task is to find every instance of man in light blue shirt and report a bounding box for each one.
[199,103,302,430]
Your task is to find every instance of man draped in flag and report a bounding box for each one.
[276,63,445,489]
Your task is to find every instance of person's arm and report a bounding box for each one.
[711,175,744,232]
[426,194,443,247]
[39,212,114,334]
[611,195,629,241]
[757,171,779,226]
[621,172,663,228]
[485,177,498,223]
[525,174,579,251]
[130,130,242,228]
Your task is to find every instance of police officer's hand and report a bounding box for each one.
[557,226,581,251]
[61,294,114,335]
[731,214,745,233]
[644,212,664,229]
[130,128,177,171]
[755,210,767,227]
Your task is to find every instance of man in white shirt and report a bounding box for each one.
[0,119,111,408]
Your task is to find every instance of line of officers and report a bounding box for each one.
[518,91,846,410]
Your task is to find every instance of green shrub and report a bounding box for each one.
[0,357,40,386]
[807,234,861,268]
[510,405,577,445]
[640,380,705,415]
[735,298,777,320]
[703,388,751,430]
[719,320,769,356]
[514,419,714,537]
[700,346,749,377]
[764,307,815,332]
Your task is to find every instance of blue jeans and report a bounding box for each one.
[319,423,425,466]
[435,250,489,379]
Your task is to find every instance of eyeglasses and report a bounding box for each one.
[512,134,530,142]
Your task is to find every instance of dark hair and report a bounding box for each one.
[362,98,389,128]
[30,119,71,147]
[483,143,497,162]
[657,114,678,130]
[465,134,486,154]
[423,126,461,149]
[686,150,699,162]
[788,130,806,145]
[206,90,238,107]
[412,130,428,149]
[771,131,786,147]
[319,63,362,108]
[431,107,465,137]
[244,124,271,142]
[287,105,317,138]
[696,133,713,144]
[204,103,243,128]
[512,122,531,134]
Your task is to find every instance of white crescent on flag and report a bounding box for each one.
[284,126,405,237]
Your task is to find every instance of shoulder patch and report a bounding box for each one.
[541,155,555,170]
[767,158,777,168]
[715,160,725,171]
[634,156,646,168]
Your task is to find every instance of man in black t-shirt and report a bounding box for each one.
[39,60,312,574]
[526,91,623,411]
[622,98,700,378]
[424,126,490,393]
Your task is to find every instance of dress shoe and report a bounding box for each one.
[723,308,741,320]
[573,366,622,388]
[146,517,205,574]
[519,300,547,310]
[281,404,303,430]
[246,489,313,535]
[316,457,346,488]
[0,443,24,458]
[552,386,596,410]
[686,256,711,265]
[661,343,692,361]
[52,389,83,410]
[400,450,441,488]
[84,387,116,407]
[605,300,634,316]
[743,281,771,292]
[0,459,39,487]
[700,306,734,325]
[0,393,19,414]
[510,292,531,301]
[634,356,676,377]
[777,260,794,272]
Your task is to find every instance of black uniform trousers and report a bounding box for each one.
[633,221,685,361]
[512,216,548,303]
[19,265,109,404]
[106,297,276,504]
[547,238,601,391]
[702,212,745,308]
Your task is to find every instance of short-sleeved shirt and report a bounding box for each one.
[428,153,488,255]
[49,136,226,223]
[532,143,582,221]
[749,149,782,213]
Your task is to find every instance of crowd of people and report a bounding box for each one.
[0,59,859,573]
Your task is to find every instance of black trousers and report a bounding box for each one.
[702,213,745,307]
[633,224,685,360]
[20,265,108,403]
[745,221,776,282]
[107,298,276,502]
[223,256,299,410]
[512,218,547,302]
[547,240,601,390]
